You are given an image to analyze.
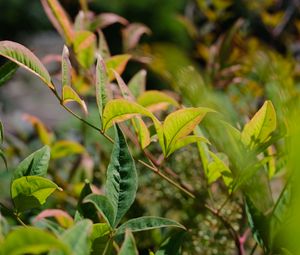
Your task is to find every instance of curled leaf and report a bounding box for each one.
[62,86,88,114]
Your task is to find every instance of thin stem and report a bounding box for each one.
[15,214,27,227]
[50,85,193,198]
[50,85,114,144]
[138,160,195,199]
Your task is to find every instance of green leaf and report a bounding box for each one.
[102,99,157,131]
[105,54,131,81]
[0,41,54,89]
[11,176,61,212]
[163,107,213,156]
[116,216,186,235]
[137,90,179,111]
[0,227,70,255]
[0,59,18,87]
[207,151,233,190]
[61,45,71,87]
[106,126,138,228]
[83,194,116,228]
[155,231,186,255]
[119,230,138,255]
[90,223,112,255]
[166,135,209,157]
[241,100,276,149]
[96,54,108,122]
[73,31,96,69]
[41,0,74,45]
[51,140,85,159]
[62,86,88,114]
[13,145,50,180]
[128,69,146,98]
[53,220,93,255]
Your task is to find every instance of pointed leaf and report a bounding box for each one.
[13,145,50,180]
[0,121,3,144]
[116,216,186,235]
[0,59,18,87]
[106,126,138,227]
[11,176,61,212]
[137,90,179,111]
[61,45,71,87]
[163,107,213,155]
[105,54,131,81]
[83,194,116,228]
[241,100,276,149]
[96,54,108,122]
[128,69,146,98]
[73,31,96,69]
[119,230,138,255]
[0,41,53,89]
[41,0,74,45]
[0,227,70,255]
[98,30,111,59]
[51,140,85,159]
[62,86,88,114]
[113,70,135,101]
[166,135,209,157]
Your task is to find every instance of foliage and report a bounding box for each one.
[1,0,300,254]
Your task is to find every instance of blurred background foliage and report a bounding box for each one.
[1,0,300,254]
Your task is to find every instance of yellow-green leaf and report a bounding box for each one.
[0,41,54,89]
[11,176,61,212]
[105,54,131,81]
[73,31,96,69]
[137,90,179,112]
[41,0,74,45]
[163,107,213,155]
[0,227,70,255]
[51,140,85,159]
[132,117,151,149]
[166,135,209,157]
[102,99,156,131]
[207,151,233,190]
[241,100,276,149]
[62,86,88,114]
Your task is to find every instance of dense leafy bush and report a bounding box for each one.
[1,0,300,254]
